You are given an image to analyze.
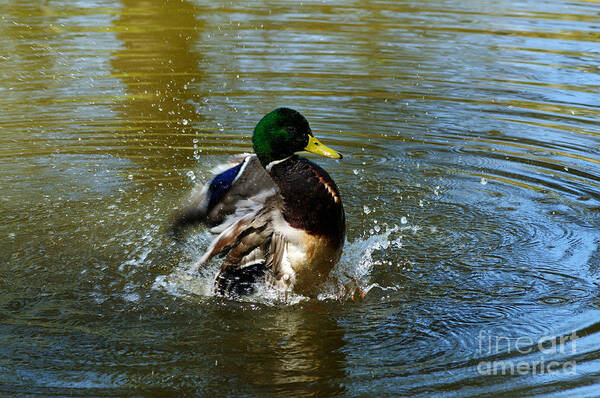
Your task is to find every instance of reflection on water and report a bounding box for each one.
[212,305,347,397]
[110,0,205,177]
[1,0,600,396]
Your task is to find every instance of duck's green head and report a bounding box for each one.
[252,107,342,166]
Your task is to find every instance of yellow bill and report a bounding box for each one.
[303,135,343,159]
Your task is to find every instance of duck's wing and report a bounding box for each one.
[211,209,274,295]
[168,154,277,237]
[186,199,290,296]
[214,230,291,297]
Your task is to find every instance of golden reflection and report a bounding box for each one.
[216,304,347,397]
[0,4,61,113]
[110,0,205,178]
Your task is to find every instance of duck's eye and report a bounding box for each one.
[315,142,320,146]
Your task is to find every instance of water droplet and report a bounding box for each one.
[182,119,188,125]
[419,200,424,207]
[353,169,359,175]
[480,177,488,185]
[374,225,381,233]
[363,205,371,214]
[186,170,196,181]
[400,216,407,224]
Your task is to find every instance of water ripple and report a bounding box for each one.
[1,0,600,396]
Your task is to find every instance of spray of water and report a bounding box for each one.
[152,225,407,305]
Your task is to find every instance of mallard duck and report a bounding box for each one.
[170,108,345,297]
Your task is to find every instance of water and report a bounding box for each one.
[1,0,600,395]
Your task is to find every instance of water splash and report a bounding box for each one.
[319,225,405,301]
[153,225,404,305]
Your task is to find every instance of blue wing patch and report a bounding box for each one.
[206,161,244,211]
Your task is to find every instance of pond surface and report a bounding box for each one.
[1,0,600,396]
